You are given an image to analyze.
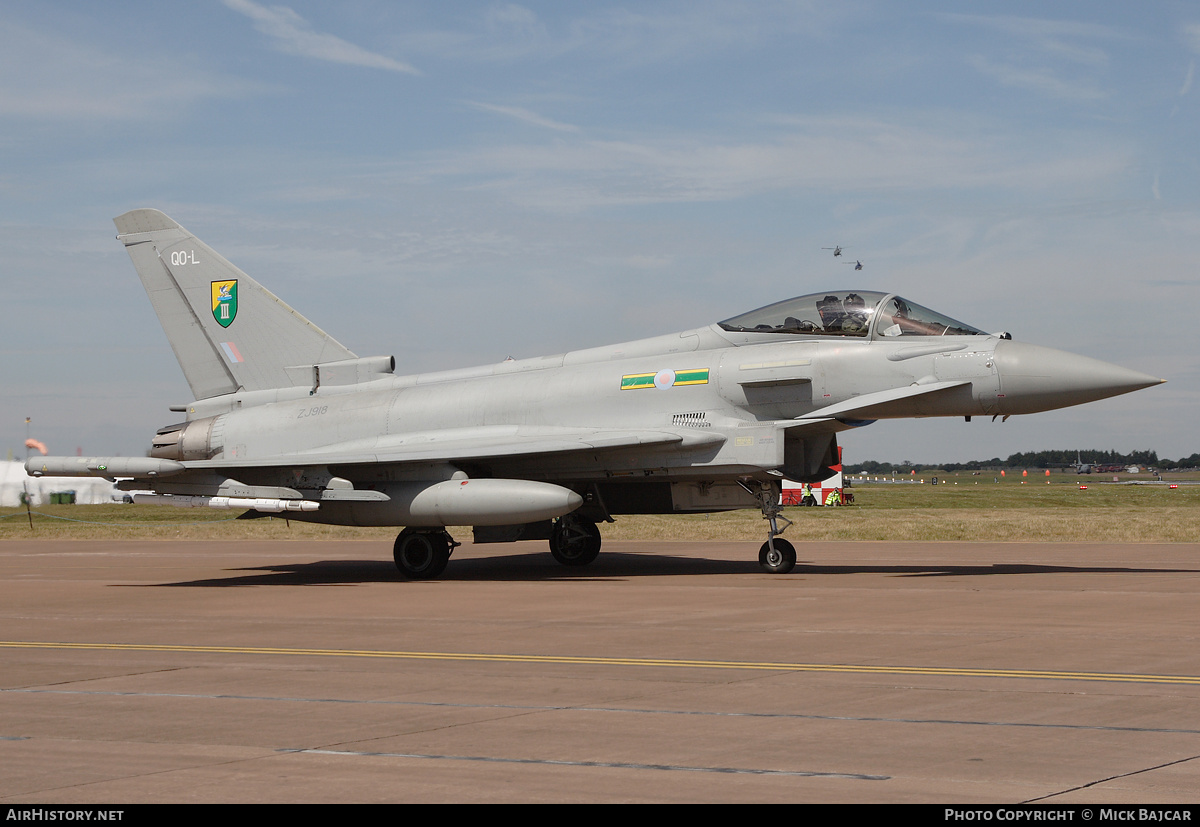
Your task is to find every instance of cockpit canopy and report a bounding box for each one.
[718,291,985,339]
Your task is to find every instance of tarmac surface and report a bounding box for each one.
[1,537,1199,804]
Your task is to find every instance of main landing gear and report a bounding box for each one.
[392,516,603,579]
[393,528,459,580]
[549,515,602,567]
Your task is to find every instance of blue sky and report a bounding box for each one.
[3,1,1197,465]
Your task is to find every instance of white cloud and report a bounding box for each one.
[1182,23,1200,54]
[223,0,421,75]
[403,116,1131,209]
[393,1,836,64]
[464,101,580,133]
[941,13,1126,62]
[942,14,1126,102]
[966,56,1106,101]
[0,20,263,120]
[484,3,546,40]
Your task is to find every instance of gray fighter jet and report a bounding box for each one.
[27,210,1163,578]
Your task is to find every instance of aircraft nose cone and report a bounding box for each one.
[993,340,1163,415]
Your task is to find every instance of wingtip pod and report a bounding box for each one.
[25,457,187,478]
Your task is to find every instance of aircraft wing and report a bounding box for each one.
[205,426,724,468]
[27,426,726,479]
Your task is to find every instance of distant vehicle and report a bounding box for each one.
[1073,452,1093,474]
[822,245,845,257]
[27,210,1164,578]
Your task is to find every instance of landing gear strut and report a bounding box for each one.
[742,480,797,574]
[393,528,458,579]
[549,515,602,567]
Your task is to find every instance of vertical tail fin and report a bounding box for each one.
[114,209,356,399]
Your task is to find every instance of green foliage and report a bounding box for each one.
[1004,449,1158,468]
[845,448,1194,473]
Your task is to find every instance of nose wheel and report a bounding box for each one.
[759,538,796,574]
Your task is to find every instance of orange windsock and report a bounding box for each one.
[24,438,47,455]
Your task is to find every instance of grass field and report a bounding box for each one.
[3,475,1197,543]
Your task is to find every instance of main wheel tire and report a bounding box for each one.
[758,538,797,574]
[394,529,451,579]
[549,517,602,567]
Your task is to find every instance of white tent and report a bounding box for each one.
[0,460,118,507]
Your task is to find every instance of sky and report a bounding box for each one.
[3,1,1198,466]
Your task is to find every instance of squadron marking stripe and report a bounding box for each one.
[620,368,709,390]
[620,373,657,389]
[3,641,1198,686]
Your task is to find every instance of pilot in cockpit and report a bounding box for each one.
[816,295,847,331]
[841,293,870,334]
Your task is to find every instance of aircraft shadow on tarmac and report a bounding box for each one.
[798,563,1200,577]
[128,553,1199,588]
[133,552,756,587]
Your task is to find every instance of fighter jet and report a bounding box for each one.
[27,210,1164,578]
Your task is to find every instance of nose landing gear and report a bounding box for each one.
[742,479,797,574]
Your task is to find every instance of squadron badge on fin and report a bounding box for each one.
[212,280,238,328]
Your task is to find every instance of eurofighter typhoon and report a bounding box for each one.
[28,210,1163,578]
